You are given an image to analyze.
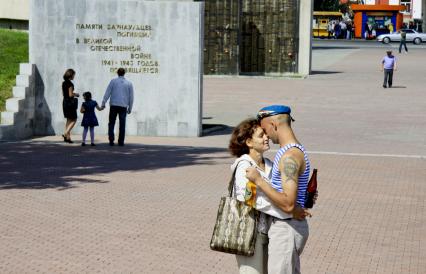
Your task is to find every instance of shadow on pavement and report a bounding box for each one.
[310,70,343,75]
[313,46,360,50]
[390,86,407,88]
[202,124,234,136]
[0,141,228,190]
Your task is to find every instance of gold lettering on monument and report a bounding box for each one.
[75,23,159,74]
[76,24,103,30]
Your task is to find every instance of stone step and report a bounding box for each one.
[1,111,15,125]
[20,63,33,75]
[16,74,29,87]
[13,86,27,98]
[5,97,25,112]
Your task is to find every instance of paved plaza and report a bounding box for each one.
[1,43,426,273]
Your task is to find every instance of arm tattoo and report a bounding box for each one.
[283,156,299,183]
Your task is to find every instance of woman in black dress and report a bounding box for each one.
[62,69,79,143]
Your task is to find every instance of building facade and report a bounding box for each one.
[1,0,313,76]
[203,0,311,76]
[352,3,405,38]
[361,0,424,23]
[0,0,29,29]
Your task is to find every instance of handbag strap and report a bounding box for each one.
[227,159,251,197]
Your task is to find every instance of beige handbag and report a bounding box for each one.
[210,161,258,256]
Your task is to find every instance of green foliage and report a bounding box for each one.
[314,0,340,11]
[0,29,29,112]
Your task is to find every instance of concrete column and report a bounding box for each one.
[422,0,426,32]
[298,0,313,76]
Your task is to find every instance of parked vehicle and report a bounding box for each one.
[377,29,426,44]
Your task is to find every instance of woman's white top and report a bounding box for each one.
[230,154,292,232]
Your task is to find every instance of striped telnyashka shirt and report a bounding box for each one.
[271,143,310,207]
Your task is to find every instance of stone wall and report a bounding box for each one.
[30,0,203,137]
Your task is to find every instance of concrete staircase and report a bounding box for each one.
[0,64,35,140]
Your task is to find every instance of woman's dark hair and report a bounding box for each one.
[83,91,92,101]
[229,118,260,157]
[63,69,75,80]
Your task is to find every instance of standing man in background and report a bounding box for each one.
[101,68,134,146]
[381,50,397,89]
[399,30,408,54]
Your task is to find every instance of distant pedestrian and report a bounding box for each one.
[80,91,103,146]
[334,22,341,39]
[388,23,394,34]
[62,68,79,143]
[328,21,334,39]
[399,30,408,53]
[346,23,353,40]
[340,21,347,40]
[381,50,397,88]
[101,68,134,146]
[364,23,372,39]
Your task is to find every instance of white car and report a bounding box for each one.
[377,29,426,44]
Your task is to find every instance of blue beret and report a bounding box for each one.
[257,105,292,120]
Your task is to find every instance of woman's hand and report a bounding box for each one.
[74,92,80,97]
[245,167,261,184]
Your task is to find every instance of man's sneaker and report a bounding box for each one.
[109,142,114,146]
[118,143,124,146]
[91,143,96,146]
[383,85,387,88]
[81,143,86,146]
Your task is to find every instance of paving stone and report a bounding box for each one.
[0,45,425,273]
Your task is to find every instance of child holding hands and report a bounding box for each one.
[80,91,102,146]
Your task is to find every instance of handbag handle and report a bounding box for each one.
[227,160,251,197]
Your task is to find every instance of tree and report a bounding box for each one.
[314,0,340,11]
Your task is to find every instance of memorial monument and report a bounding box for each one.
[28,0,204,137]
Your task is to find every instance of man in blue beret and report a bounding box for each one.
[246,104,311,274]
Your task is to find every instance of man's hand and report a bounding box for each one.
[292,206,312,220]
[127,109,131,114]
[246,167,261,184]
